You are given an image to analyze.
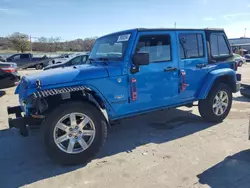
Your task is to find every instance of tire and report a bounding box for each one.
[240,88,250,99]
[36,64,43,70]
[42,101,107,165]
[198,83,232,122]
[238,61,243,67]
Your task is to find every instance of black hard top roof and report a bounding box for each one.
[100,28,225,39]
[137,28,224,32]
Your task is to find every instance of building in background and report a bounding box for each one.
[229,37,250,55]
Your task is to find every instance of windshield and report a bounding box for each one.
[89,33,131,61]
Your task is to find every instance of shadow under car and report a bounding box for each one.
[0,108,217,188]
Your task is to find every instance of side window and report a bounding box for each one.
[210,34,230,57]
[179,33,204,59]
[12,55,21,60]
[210,34,219,56]
[197,34,204,57]
[81,55,87,62]
[218,35,230,56]
[70,56,82,65]
[136,34,171,63]
[20,54,30,59]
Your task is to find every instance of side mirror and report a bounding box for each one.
[133,52,149,66]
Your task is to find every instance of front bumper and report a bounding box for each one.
[7,106,42,137]
[240,84,250,99]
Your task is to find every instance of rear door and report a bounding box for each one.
[176,31,209,100]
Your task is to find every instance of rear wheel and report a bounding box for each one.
[36,64,43,70]
[42,101,107,165]
[198,83,232,122]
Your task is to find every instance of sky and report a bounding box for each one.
[0,0,250,41]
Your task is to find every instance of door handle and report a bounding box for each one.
[164,67,177,72]
[196,63,206,68]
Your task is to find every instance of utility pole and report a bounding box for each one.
[29,36,39,52]
[30,35,32,52]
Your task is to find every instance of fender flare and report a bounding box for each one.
[32,85,114,123]
[197,68,237,99]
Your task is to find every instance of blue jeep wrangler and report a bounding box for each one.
[7,28,241,165]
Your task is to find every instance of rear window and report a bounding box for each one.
[210,34,230,57]
[20,54,30,59]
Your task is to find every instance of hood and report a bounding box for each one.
[25,64,109,88]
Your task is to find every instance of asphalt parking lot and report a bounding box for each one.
[0,66,250,188]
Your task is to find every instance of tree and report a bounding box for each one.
[8,32,29,52]
[82,37,97,51]
[37,37,48,43]
[2,33,97,52]
[0,37,10,50]
[37,36,61,52]
[48,37,61,52]
[35,37,47,51]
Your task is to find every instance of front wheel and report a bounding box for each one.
[198,83,232,122]
[42,101,107,165]
[238,61,243,67]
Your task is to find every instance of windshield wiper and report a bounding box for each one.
[97,57,109,65]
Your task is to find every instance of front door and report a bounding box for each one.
[176,31,209,100]
[127,31,179,113]
[19,54,31,67]
[11,54,31,68]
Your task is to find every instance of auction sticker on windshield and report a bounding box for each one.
[117,34,131,42]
